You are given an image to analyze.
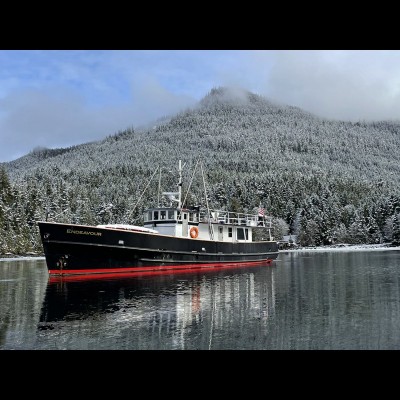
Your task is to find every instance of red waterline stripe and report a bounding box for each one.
[48,259,273,283]
[48,259,272,275]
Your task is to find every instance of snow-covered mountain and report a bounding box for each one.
[1,86,400,254]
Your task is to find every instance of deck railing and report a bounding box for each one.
[198,210,272,228]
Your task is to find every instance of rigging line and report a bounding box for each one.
[129,166,159,219]
[181,158,201,208]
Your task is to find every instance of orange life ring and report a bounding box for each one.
[190,226,199,239]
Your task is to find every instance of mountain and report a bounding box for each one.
[6,86,400,184]
[1,86,400,254]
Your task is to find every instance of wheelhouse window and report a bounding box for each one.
[154,211,159,220]
[228,227,232,238]
[168,210,175,220]
[147,211,152,221]
[237,228,248,240]
[160,210,166,220]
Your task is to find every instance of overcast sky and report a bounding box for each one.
[1,50,400,162]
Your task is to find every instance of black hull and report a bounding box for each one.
[38,222,279,276]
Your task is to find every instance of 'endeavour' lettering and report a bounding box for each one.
[67,229,102,237]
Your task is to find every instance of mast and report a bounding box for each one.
[161,160,182,208]
[200,161,214,240]
[178,160,182,209]
[157,167,162,207]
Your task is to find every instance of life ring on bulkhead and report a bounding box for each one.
[190,226,199,239]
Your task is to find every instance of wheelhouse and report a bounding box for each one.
[143,206,273,243]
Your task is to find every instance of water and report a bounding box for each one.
[1,250,400,350]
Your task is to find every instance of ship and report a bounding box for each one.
[38,160,279,277]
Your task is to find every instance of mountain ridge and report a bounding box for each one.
[5,86,400,183]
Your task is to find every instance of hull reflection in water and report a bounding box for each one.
[38,263,277,349]
[47,259,273,283]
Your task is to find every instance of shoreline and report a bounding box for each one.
[281,243,400,253]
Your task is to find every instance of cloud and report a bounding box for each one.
[1,50,400,162]
[130,74,197,123]
[0,80,196,162]
[254,50,400,121]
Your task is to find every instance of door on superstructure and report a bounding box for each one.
[218,226,223,241]
[182,213,188,237]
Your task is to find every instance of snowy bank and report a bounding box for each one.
[282,244,400,253]
[0,256,45,262]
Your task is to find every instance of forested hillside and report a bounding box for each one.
[1,86,400,255]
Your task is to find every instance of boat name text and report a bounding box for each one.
[67,229,102,237]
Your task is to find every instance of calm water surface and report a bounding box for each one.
[1,250,400,350]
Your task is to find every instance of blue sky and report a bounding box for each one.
[1,50,400,162]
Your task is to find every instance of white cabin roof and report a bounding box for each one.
[97,224,158,233]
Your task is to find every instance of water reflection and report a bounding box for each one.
[38,265,277,350]
[0,259,48,349]
[2,250,400,349]
[272,250,400,349]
